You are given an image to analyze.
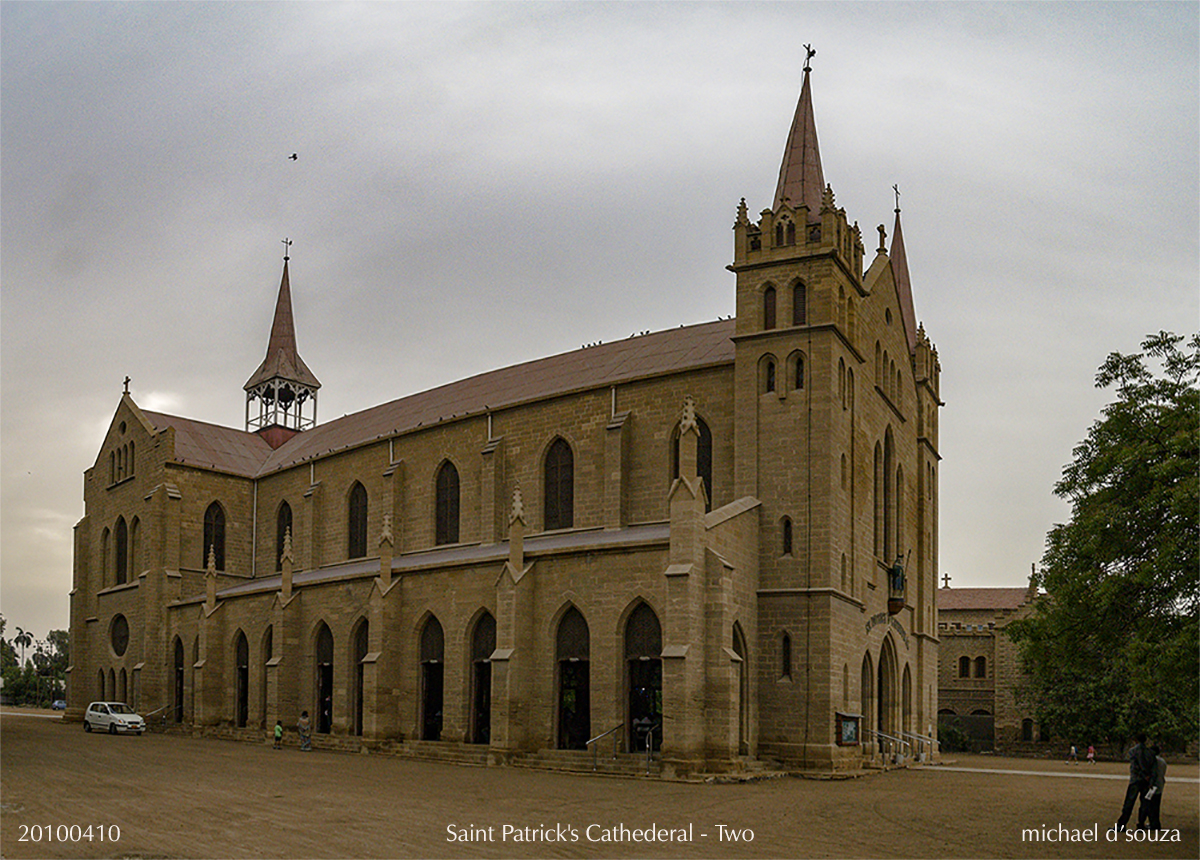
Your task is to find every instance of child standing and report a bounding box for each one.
[274,720,283,749]
[1087,744,1096,764]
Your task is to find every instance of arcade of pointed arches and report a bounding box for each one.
[155,598,755,754]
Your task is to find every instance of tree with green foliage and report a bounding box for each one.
[1009,332,1199,749]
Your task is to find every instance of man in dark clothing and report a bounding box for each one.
[1116,733,1157,831]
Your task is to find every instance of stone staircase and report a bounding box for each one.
[515,748,662,778]
[375,739,491,767]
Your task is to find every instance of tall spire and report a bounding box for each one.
[889,196,919,354]
[244,248,320,441]
[773,45,825,220]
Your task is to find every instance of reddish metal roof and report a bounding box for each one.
[938,587,1032,612]
[143,410,274,475]
[144,318,736,478]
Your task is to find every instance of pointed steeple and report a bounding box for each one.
[244,259,320,391]
[244,250,321,442]
[889,202,919,354]
[773,48,825,220]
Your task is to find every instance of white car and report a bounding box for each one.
[83,702,145,735]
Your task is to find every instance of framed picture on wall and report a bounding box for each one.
[836,712,860,746]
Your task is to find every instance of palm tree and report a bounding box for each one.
[14,627,32,667]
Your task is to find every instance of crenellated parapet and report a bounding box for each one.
[731,185,864,283]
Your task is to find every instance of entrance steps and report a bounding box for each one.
[375,739,491,767]
[515,749,662,778]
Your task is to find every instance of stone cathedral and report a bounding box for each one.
[70,62,942,776]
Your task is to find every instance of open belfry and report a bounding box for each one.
[71,56,942,775]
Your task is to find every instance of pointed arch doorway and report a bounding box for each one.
[470,613,495,744]
[420,616,444,741]
[173,638,185,723]
[877,637,898,755]
[625,603,662,752]
[315,623,333,734]
[556,607,590,750]
[235,632,249,727]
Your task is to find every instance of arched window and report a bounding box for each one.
[347,482,368,559]
[763,286,776,330]
[115,516,128,585]
[958,656,970,678]
[793,353,805,390]
[792,282,806,326]
[203,503,225,571]
[781,517,793,556]
[786,220,796,245]
[435,461,460,545]
[544,438,574,530]
[765,359,776,393]
[775,222,785,247]
[276,502,292,571]
[781,632,792,680]
[873,443,883,556]
[839,358,847,409]
[672,416,714,512]
[129,517,140,578]
[974,656,987,678]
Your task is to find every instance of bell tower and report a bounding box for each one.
[244,243,321,449]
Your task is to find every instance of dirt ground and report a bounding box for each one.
[2,709,1197,860]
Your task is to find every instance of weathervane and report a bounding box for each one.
[281,237,292,261]
[803,44,816,73]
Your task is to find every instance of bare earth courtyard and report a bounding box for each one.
[2,711,1197,860]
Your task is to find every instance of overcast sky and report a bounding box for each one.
[2,2,1197,641]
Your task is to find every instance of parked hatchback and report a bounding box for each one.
[83,701,145,735]
[51,699,66,710]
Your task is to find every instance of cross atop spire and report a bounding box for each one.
[773,48,825,220]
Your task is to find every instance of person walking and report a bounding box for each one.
[273,720,283,749]
[1137,747,1167,830]
[298,710,312,752]
[1115,733,1155,832]
[1087,744,1096,765]
[1066,744,1078,764]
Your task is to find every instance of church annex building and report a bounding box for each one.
[70,64,943,776]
